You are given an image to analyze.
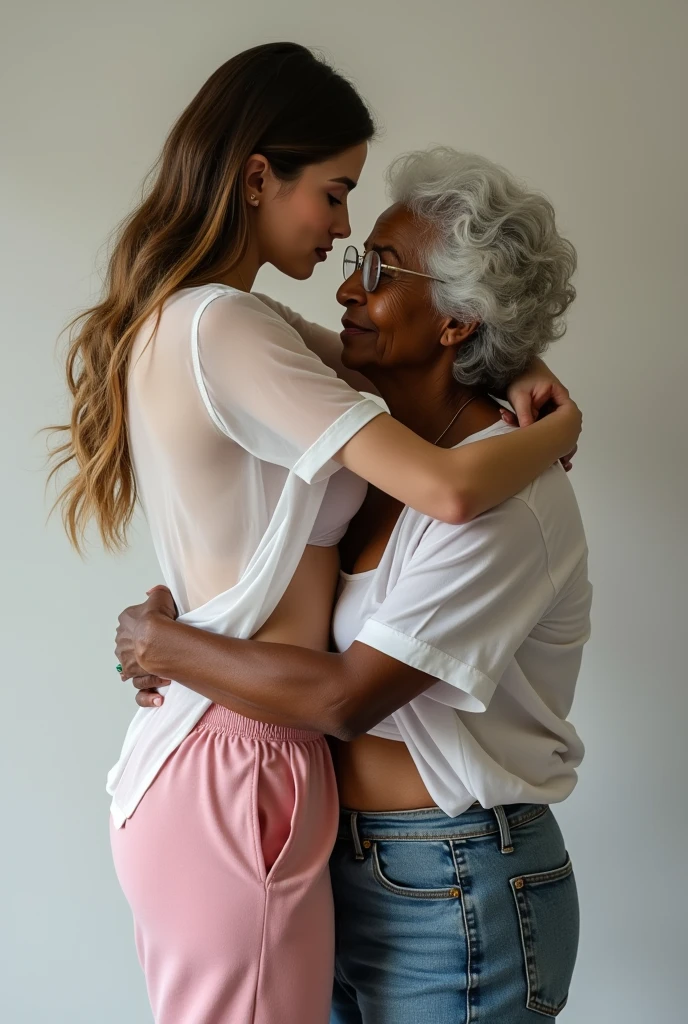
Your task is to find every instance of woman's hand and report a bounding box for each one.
[505,357,570,426]
[115,586,177,707]
[503,358,579,471]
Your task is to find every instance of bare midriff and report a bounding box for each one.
[333,732,436,811]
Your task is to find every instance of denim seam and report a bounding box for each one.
[451,841,475,1024]
[340,806,455,818]
[510,856,574,1016]
[370,842,459,900]
[336,806,547,843]
[514,859,573,887]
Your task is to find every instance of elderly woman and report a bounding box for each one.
[116,148,591,1022]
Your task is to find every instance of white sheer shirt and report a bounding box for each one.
[107,285,382,826]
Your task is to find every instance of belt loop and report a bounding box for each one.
[350,812,365,861]
[493,805,514,854]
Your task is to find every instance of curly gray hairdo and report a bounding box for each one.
[386,148,577,391]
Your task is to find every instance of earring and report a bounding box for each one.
[249,194,258,206]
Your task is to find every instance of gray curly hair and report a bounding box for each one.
[386,148,577,391]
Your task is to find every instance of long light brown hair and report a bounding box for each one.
[48,42,375,553]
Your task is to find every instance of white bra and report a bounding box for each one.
[308,468,368,547]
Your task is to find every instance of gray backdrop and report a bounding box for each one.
[2,1,686,1020]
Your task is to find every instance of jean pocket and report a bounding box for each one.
[371,841,460,900]
[510,855,579,1017]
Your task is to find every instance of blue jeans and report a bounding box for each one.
[330,803,579,1023]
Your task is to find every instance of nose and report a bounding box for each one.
[331,206,352,241]
[336,264,366,308]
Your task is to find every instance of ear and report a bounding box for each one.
[244,154,271,204]
[439,318,480,352]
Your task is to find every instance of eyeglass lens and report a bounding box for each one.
[342,246,381,293]
[343,246,359,280]
[362,250,380,292]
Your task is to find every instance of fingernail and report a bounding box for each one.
[153,697,163,706]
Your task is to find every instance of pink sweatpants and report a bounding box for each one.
[110,705,339,1024]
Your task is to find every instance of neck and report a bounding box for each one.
[215,235,262,293]
[367,364,497,446]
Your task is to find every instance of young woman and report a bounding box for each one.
[52,44,580,1024]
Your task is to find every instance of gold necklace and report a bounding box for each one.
[433,395,478,446]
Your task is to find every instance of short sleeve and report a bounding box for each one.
[254,293,379,394]
[193,290,384,483]
[355,498,556,712]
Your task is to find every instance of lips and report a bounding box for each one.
[341,317,375,335]
[315,247,332,262]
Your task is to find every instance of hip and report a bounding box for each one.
[331,803,579,1020]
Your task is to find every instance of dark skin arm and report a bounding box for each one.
[115,364,578,722]
[115,588,434,741]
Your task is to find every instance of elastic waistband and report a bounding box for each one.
[196,704,324,743]
[337,803,547,844]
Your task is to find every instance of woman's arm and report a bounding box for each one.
[118,496,564,726]
[256,298,579,521]
[257,297,570,432]
[116,589,433,740]
[202,293,578,526]
[336,395,580,525]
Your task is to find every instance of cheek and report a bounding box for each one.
[367,291,400,334]
[277,193,329,245]
[368,290,415,362]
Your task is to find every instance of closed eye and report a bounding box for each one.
[328,194,343,207]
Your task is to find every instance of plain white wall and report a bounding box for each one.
[2,1,686,1020]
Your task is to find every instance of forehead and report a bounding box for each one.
[305,142,368,182]
[366,203,419,250]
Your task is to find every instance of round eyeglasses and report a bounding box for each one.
[342,244,444,293]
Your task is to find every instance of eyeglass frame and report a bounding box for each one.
[342,244,445,293]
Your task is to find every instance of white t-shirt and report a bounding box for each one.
[332,421,592,817]
[107,285,383,826]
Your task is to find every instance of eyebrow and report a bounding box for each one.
[365,242,403,263]
[330,176,358,191]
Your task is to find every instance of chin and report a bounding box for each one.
[340,340,372,372]
[273,254,317,281]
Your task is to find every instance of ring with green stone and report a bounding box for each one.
[116,664,123,674]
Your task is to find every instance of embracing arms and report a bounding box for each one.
[116,498,555,731]
[336,378,577,525]
[117,588,430,741]
[203,293,580,526]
